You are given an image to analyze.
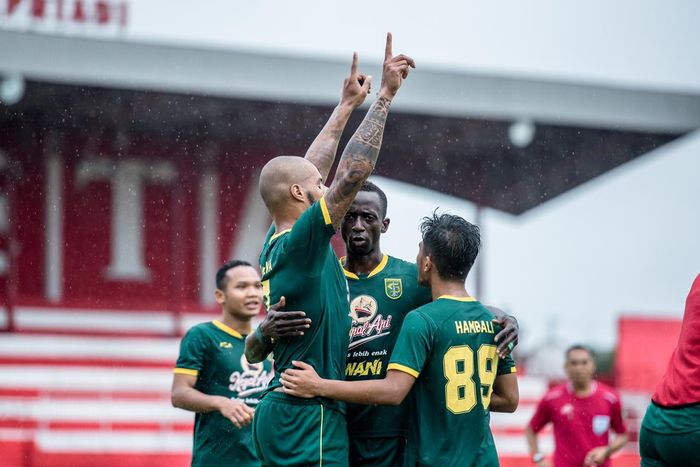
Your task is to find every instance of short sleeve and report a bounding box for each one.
[610,392,627,434]
[283,197,336,271]
[528,396,552,433]
[387,311,433,378]
[174,327,206,377]
[497,353,517,375]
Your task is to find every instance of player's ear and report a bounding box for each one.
[424,255,432,273]
[214,288,225,305]
[290,184,305,202]
[381,218,390,233]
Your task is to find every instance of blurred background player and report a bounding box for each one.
[340,181,519,466]
[280,212,519,467]
[171,260,273,467]
[525,345,628,467]
[639,273,700,467]
[246,33,415,466]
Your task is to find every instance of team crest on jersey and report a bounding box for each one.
[592,415,610,435]
[384,278,402,299]
[229,354,274,398]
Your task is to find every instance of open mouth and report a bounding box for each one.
[244,301,261,309]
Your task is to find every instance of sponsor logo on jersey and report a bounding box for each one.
[345,358,383,377]
[219,341,233,348]
[384,278,403,299]
[348,294,392,350]
[229,355,274,398]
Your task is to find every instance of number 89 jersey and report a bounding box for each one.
[387,296,516,467]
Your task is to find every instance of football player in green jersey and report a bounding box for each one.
[246,33,416,467]
[171,260,274,467]
[341,182,519,466]
[281,213,519,467]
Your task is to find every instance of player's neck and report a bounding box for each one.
[219,312,253,336]
[571,380,594,396]
[430,278,470,301]
[344,249,384,275]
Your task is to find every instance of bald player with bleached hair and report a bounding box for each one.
[246,33,415,466]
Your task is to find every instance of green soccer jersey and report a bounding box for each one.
[344,255,432,438]
[174,320,274,467]
[259,197,352,412]
[388,296,516,467]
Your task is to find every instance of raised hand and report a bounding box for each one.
[341,52,372,109]
[379,32,416,99]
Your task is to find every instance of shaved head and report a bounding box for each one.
[259,156,323,214]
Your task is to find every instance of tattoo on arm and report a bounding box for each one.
[304,106,353,182]
[325,97,391,227]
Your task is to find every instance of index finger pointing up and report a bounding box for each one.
[351,51,358,75]
[385,32,393,60]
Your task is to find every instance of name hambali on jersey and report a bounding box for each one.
[454,319,495,334]
[348,294,393,350]
[228,354,274,404]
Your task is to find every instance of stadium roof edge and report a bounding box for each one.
[2,30,700,133]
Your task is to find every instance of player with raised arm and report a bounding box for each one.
[340,181,519,466]
[281,213,519,467]
[247,33,415,466]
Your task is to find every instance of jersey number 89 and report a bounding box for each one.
[443,344,498,414]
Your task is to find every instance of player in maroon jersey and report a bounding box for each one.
[525,345,628,467]
[640,273,700,467]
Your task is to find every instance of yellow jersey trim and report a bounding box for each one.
[320,197,332,225]
[173,368,198,376]
[212,320,244,339]
[339,255,388,280]
[437,295,476,302]
[387,363,419,378]
[508,367,518,374]
[269,229,291,243]
[367,255,389,278]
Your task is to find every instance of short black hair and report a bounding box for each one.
[359,181,388,218]
[566,344,595,360]
[420,211,480,281]
[216,259,253,290]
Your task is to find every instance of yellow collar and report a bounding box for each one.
[341,255,389,280]
[269,229,291,244]
[437,295,476,302]
[212,320,244,339]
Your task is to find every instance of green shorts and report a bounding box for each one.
[640,402,700,467]
[348,436,406,467]
[253,392,349,466]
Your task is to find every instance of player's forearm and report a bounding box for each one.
[304,103,355,182]
[524,427,540,456]
[244,331,272,364]
[319,378,404,406]
[489,392,518,413]
[606,433,629,456]
[324,97,392,226]
[171,386,226,414]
